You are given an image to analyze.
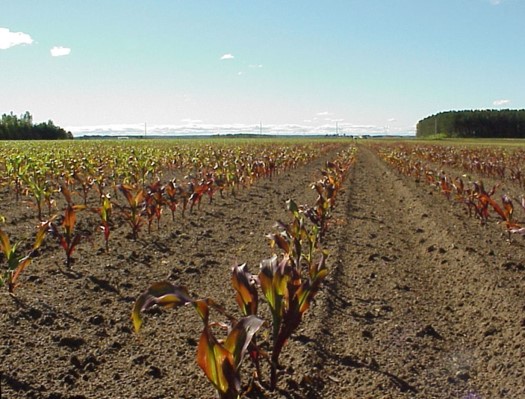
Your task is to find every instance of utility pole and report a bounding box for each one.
[144,122,147,139]
[259,121,262,135]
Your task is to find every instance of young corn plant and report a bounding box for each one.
[162,179,180,221]
[6,155,28,203]
[73,171,95,206]
[231,263,263,380]
[132,281,264,399]
[188,179,212,214]
[118,184,145,239]
[0,223,48,293]
[489,194,525,237]
[144,181,164,233]
[95,193,112,252]
[48,185,86,268]
[263,201,329,390]
[22,169,49,221]
[131,150,351,395]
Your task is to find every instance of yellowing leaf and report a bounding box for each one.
[132,281,193,333]
[231,264,258,316]
[196,326,236,396]
[223,315,264,370]
[0,228,12,255]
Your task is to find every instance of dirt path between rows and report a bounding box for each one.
[301,145,525,399]
[1,143,524,399]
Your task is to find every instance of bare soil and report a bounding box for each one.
[1,143,524,399]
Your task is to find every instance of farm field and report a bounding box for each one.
[1,139,524,399]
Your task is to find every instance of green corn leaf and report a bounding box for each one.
[286,199,300,219]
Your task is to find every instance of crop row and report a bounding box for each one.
[133,144,357,398]
[371,142,525,238]
[0,140,341,215]
[0,139,348,293]
[371,142,525,189]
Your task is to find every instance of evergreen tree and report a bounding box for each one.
[0,112,73,140]
[417,110,525,138]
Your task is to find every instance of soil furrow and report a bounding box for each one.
[306,145,524,399]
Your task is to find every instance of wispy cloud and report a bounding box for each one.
[220,53,234,60]
[248,64,263,68]
[489,0,503,5]
[316,111,333,116]
[67,122,415,137]
[50,46,71,57]
[493,99,510,106]
[0,27,33,50]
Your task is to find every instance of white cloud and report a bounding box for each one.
[249,64,263,68]
[237,71,243,76]
[67,122,415,137]
[490,0,503,5]
[50,46,71,57]
[220,53,234,60]
[0,27,34,50]
[493,99,510,106]
[316,111,333,116]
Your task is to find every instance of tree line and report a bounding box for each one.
[416,109,525,138]
[0,112,73,140]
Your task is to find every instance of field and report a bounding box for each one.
[0,138,524,399]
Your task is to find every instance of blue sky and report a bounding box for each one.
[1,0,524,136]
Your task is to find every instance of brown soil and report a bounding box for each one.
[1,144,524,399]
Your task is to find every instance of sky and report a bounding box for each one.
[1,0,524,137]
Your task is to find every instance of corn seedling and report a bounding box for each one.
[163,179,180,221]
[118,184,145,239]
[189,179,212,214]
[0,223,48,293]
[132,281,263,399]
[48,185,86,267]
[74,171,95,206]
[261,248,329,390]
[6,155,28,203]
[127,144,356,396]
[95,193,112,252]
[144,181,164,233]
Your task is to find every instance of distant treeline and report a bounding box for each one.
[416,109,525,138]
[0,112,73,140]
